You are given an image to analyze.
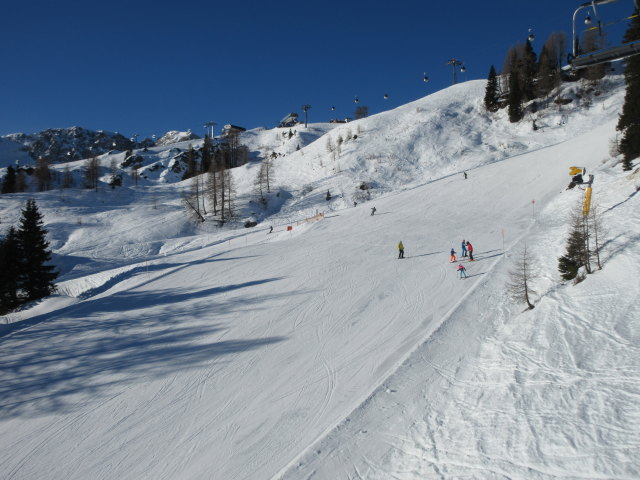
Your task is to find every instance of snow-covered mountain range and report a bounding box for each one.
[0,127,206,167]
[0,74,638,480]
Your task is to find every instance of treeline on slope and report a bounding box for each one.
[180,132,256,224]
[484,31,610,122]
[0,199,58,315]
[484,9,640,171]
[1,154,117,194]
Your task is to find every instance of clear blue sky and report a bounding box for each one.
[1,0,634,140]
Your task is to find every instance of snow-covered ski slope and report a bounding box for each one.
[1,77,639,480]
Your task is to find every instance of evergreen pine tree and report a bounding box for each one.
[1,165,16,194]
[0,227,22,313]
[522,39,538,101]
[201,135,213,173]
[17,199,58,300]
[181,145,198,180]
[508,68,524,122]
[617,8,640,170]
[484,65,499,112]
[558,207,590,281]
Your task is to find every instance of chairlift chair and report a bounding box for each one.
[565,0,640,70]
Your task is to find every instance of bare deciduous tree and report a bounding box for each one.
[325,137,334,153]
[62,165,74,189]
[208,149,224,216]
[34,157,52,191]
[221,168,235,221]
[84,157,100,191]
[508,243,536,310]
[588,200,606,270]
[354,106,368,120]
[131,166,140,186]
[206,146,235,223]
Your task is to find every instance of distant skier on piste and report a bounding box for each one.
[398,241,405,259]
[371,206,376,216]
[466,241,474,261]
[461,239,467,257]
[457,263,468,279]
[450,248,457,262]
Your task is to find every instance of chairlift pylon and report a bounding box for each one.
[565,0,640,70]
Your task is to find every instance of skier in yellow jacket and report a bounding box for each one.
[398,241,405,259]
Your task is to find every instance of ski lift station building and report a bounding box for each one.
[222,124,246,137]
[278,113,299,128]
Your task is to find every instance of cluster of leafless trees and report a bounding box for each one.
[184,133,261,224]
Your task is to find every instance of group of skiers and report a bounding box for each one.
[452,239,474,279]
[397,239,475,278]
[450,239,474,262]
[375,202,476,279]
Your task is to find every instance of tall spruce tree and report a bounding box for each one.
[558,206,591,281]
[1,165,16,194]
[17,199,58,300]
[484,65,499,111]
[181,145,198,180]
[508,67,524,122]
[0,227,21,313]
[522,39,538,101]
[617,8,640,170]
[201,135,213,173]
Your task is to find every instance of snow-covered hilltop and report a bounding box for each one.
[0,75,638,480]
[154,130,200,147]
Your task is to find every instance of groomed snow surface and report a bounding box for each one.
[1,77,639,480]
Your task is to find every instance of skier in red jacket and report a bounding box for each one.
[466,241,474,261]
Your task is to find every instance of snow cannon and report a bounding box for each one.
[566,166,588,190]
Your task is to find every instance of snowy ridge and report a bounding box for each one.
[1,76,638,480]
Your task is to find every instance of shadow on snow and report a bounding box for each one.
[0,277,293,418]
